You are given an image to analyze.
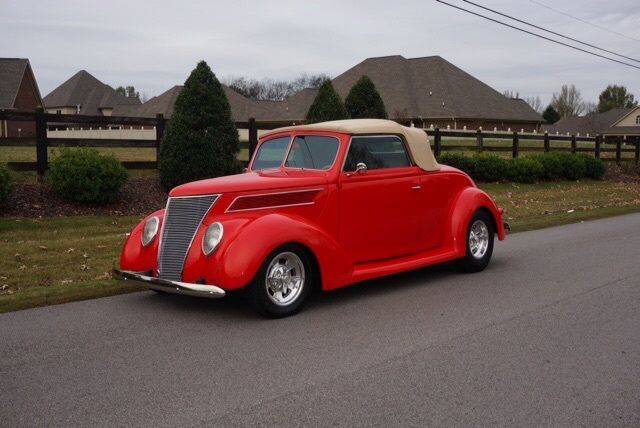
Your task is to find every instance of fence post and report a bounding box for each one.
[616,137,622,165]
[595,134,601,158]
[248,117,258,160]
[476,129,483,153]
[512,131,519,158]
[155,113,164,165]
[543,131,550,153]
[570,134,576,154]
[434,127,441,157]
[635,137,640,165]
[35,107,47,176]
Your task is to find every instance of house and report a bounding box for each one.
[43,70,141,116]
[116,55,543,131]
[329,55,542,131]
[543,107,640,138]
[0,58,43,138]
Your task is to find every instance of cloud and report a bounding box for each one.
[1,0,638,106]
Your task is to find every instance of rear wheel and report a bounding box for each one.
[458,210,494,273]
[246,244,314,318]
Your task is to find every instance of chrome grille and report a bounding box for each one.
[157,195,219,281]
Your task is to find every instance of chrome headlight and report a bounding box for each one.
[141,216,160,247]
[202,222,224,256]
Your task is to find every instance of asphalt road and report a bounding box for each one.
[2,214,640,427]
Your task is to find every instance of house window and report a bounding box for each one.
[56,109,61,114]
[636,115,640,125]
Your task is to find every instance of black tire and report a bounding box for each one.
[458,210,495,273]
[246,244,314,318]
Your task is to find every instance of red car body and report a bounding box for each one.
[117,119,505,315]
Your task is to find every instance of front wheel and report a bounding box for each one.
[246,244,314,318]
[458,210,495,273]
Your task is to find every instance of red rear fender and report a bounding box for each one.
[448,187,505,257]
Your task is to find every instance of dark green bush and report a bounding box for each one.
[306,80,349,124]
[48,148,127,204]
[505,157,544,183]
[436,151,599,183]
[555,152,586,180]
[345,75,388,119]
[580,154,605,179]
[437,153,474,175]
[159,60,240,191]
[0,164,12,205]
[471,154,508,182]
[531,153,564,180]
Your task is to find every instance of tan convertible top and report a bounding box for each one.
[264,119,440,172]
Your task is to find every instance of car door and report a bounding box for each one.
[338,135,424,263]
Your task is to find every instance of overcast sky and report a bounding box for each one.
[1,0,638,107]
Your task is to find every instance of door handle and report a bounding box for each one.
[411,185,422,191]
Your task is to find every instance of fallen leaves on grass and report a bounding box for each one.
[94,272,111,280]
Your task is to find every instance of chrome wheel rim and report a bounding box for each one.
[265,252,305,306]
[469,220,489,259]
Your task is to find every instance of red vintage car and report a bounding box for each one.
[115,119,506,317]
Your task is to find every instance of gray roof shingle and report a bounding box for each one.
[110,55,543,124]
[0,58,29,109]
[43,70,141,115]
[543,108,634,135]
[331,55,542,121]
[112,85,257,121]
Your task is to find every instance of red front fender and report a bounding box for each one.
[448,187,505,257]
[200,213,352,291]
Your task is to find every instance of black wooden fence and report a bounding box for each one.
[0,110,282,173]
[1,110,638,174]
[427,128,640,164]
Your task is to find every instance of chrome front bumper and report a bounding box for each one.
[113,269,226,299]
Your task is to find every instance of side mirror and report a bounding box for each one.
[355,162,367,174]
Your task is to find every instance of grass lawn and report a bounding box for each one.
[480,181,640,232]
[0,144,250,164]
[0,216,145,313]
[1,180,640,313]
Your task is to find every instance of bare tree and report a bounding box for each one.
[503,90,520,99]
[115,85,140,99]
[551,84,584,118]
[524,95,543,113]
[583,101,598,114]
[223,73,330,101]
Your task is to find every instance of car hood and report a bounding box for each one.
[169,169,329,197]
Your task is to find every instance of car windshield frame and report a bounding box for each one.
[283,135,341,171]
[250,136,292,171]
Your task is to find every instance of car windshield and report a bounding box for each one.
[252,137,290,170]
[285,136,339,170]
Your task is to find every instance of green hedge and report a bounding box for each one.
[437,152,604,183]
[0,164,12,205]
[505,157,544,183]
[48,148,127,204]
